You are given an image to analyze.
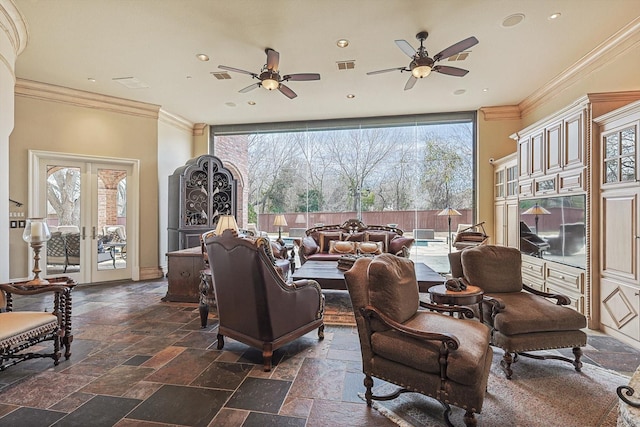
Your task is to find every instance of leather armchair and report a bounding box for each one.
[344,254,492,426]
[449,245,587,379]
[204,229,325,371]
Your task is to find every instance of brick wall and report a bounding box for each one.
[213,135,249,227]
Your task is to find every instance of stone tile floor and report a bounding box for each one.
[0,279,638,426]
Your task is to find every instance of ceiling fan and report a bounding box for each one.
[367,31,479,90]
[218,48,321,99]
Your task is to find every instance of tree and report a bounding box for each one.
[47,167,80,225]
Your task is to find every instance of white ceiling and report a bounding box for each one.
[12,0,640,126]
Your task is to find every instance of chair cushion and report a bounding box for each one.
[371,312,490,386]
[462,245,522,293]
[486,292,587,335]
[0,312,58,347]
[368,254,418,329]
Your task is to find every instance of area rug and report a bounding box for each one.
[322,290,355,325]
[361,350,626,427]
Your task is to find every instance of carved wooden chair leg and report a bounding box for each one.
[262,344,273,371]
[462,409,478,427]
[216,334,224,350]
[364,375,374,406]
[500,351,515,379]
[199,303,209,328]
[573,346,583,371]
[318,324,325,340]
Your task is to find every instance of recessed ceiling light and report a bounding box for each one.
[453,89,466,95]
[87,78,96,83]
[548,12,561,20]
[482,88,489,92]
[248,101,256,105]
[196,53,210,61]
[337,39,349,48]
[225,102,236,107]
[502,13,525,28]
[186,76,192,79]
[346,94,355,99]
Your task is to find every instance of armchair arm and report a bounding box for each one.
[361,305,460,350]
[419,300,475,319]
[523,283,571,305]
[482,295,506,320]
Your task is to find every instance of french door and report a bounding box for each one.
[29,151,139,283]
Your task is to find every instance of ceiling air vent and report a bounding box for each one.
[336,60,355,70]
[447,51,470,62]
[112,77,149,89]
[211,72,232,80]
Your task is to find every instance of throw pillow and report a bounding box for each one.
[365,231,389,252]
[329,240,357,254]
[388,236,414,255]
[301,236,319,256]
[367,254,419,331]
[345,232,366,242]
[357,241,383,255]
[318,231,342,253]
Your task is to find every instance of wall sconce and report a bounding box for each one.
[215,215,239,236]
[273,214,288,244]
[22,218,52,285]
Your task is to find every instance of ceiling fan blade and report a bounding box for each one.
[283,73,321,81]
[278,83,297,99]
[366,67,406,75]
[218,65,257,77]
[266,48,280,71]
[433,65,469,77]
[239,82,260,93]
[404,75,418,91]
[395,40,416,58]
[433,36,479,61]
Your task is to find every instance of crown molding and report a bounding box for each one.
[193,123,207,136]
[479,105,521,121]
[158,109,194,134]
[15,79,161,119]
[0,0,28,56]
[519,16,640,118]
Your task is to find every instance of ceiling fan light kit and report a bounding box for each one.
[367,30,479,90]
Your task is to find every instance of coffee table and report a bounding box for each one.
[292,260,443,292]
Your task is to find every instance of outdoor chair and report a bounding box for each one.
[449,245,587,379]
[344,254,492,426]
[204,229,325,371]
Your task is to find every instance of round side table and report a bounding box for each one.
[428,284,484,319]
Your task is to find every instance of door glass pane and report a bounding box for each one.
[621,156,636,182]
[621,128,636,155]
[605,134,619,158]
[605,160,618,183]
[45,166,81,275]
[97,168,127,270]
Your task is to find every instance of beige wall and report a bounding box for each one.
[9,96,161,278]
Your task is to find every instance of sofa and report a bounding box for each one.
[295,219,414,265]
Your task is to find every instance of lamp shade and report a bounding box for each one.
[295,214,305,224]
[215,215,238,235]
[273,214,288,227]
[22,218,51,243]
[437,207,462,217]
[522,204,551,216]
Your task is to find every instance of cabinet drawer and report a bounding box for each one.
[523,275,545,292]
[546,265,584,293]
[522,258,545,279]
[546,283,585,313]
[519,179,534,198]
[559,169,585,193]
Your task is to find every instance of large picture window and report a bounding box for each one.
[213,112,476,271]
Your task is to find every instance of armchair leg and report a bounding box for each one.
[572,346,583,372]
[462,410,477,427]
[199,302,209,328]
[216,333,224,350]
[318,324,325,340]
[262,344,273,372]
[500,351,515,379]
[364,375,374,406]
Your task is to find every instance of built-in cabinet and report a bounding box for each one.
[595,100,640,343]
[493,153,519,248]
[522,255,585,313]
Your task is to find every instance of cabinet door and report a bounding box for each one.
[546,122,562,172]
[601,278,640,341]
[519,138,530,177]
[564,113,584,169]
[531,132,545,176]
[601,191,639,284]
[506,201,520,248]
[494,202,505,246]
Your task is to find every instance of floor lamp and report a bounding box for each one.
[522,203,550,234]
[438,207,461,253]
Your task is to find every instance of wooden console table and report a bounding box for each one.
[164,246,205,303]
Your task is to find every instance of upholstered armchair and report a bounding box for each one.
[344,254,492,427]
[204,229,325,371]
[449,245,587,379]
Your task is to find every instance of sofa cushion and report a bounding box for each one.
[345,232,366,242]
[329,240,357,255]
[365,231,389,252]
[306,252,344,262]
[358,241,383,255]
[367,254,419,330]
[318,231,343,253]
[301,236,319,256]
[388,236,415,255]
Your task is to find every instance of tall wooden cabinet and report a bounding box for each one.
[595,100,640,343]
[168,155,237,252]
[493,153,519,248]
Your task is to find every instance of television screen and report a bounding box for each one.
[519,195,586,269]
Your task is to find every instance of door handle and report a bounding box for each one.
[82,226,86,240]
[92,226,96,240]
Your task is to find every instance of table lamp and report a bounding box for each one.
[215,215,239,236]
[22,218,52,285]
[273,214,288,245]
[438,207,462,253]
